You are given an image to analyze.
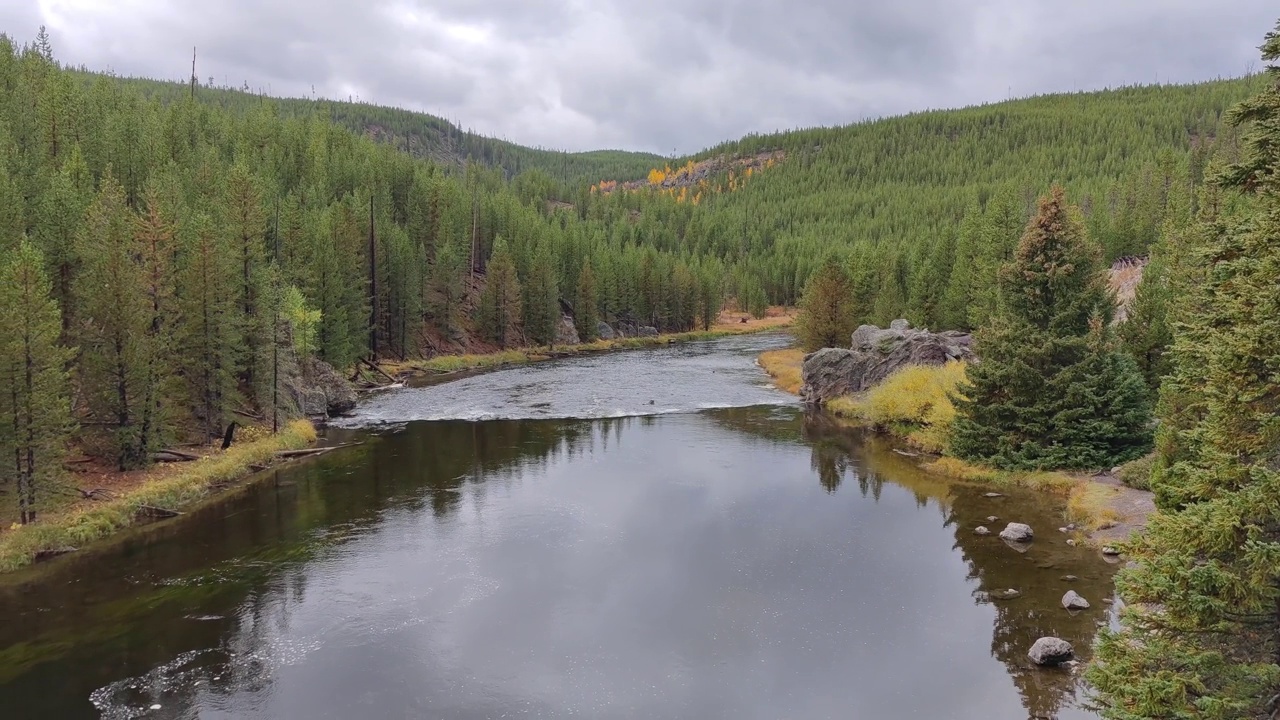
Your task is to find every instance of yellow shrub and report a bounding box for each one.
[829,362,967,453]
[758,348,805,394]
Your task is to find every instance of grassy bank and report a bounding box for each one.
[758,348,805,393]
[759,347,1133,535]
[391,317,795,379]
[0,420,317,573]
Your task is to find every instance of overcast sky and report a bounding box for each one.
[2,1,1276,154]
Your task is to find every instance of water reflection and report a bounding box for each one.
[0,408,1115,720]
[799,412,1119,719]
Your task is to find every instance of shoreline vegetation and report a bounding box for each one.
[758,347,1151,543]
[386,311,796,380]
[0,420,317,574]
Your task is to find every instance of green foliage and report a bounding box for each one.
[0,241,75,524]
[951,187,1152,470]
[575,261,599,341]
[1115,453,1155,491]
[1118,255,1173,390]
[794,256,856,352]
[523,241,560,346]
[1091,25,1280,716]
[478,237,523,348]
[283,286,322,358]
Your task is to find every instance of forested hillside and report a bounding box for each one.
[89,73,667,187]
[0,24,1269,527]
[599,76,1262,327]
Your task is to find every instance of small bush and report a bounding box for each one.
[828,362,967,453]
[1116,453,1155,490]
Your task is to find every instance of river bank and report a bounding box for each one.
[385,311,795,380]
[758,346,1154,547]
[0,420,317,574]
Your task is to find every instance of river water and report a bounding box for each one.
[0,333,1117,719]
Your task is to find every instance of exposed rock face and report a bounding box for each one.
[557,315,581,346]
[999,522,1035,543]
[303,357,358,417]
[800,319,974,404]
[614,319,659,338]
[597,321,617,341]
[1028,637,1075,666]
[1062,591,1091,610]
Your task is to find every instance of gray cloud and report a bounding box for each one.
[1,0,1275,153]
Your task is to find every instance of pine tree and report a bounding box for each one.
[0,241,74,524]
[575,260,599,342]
[177,211,240,441]
[430,237,467,341]
[950,186,1151,469]
[906,234,954,329]
[76,175,156,470]
[478,237,522,348]
[523,241,559,347]
[795,256,856,352]
[1090,26,1280,717]
[1118,253,1173,390]
[968,189,1024,328]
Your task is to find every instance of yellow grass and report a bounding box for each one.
[827,362,968,453]
[0,420,316,573]
[758,348,805,394]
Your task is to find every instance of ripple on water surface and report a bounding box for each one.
[334,333,797,426]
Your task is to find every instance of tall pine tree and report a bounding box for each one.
[1090,25,1280,717]
[0,241,74,523]
[478,237,522,348]
[795,255,856,352]
[950,186,1151,469]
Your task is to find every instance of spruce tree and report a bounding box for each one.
[0,241,74,523]
[77,175,156,469]
[795,256,856,352]
[1090,25,1280,717]
[177,211,240,441]
[1117,253,1173,391]
[478,237,522,348]
[575,260,599,342]
[950,186,1151,469]
[523,241,559,347]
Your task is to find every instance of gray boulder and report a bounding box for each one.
[999,522,1035,543]
[801,319,974,404]
[597,321,616,341]
[798,348,861,403]
[1028,637,1074,666]
[1062,591,1090,610]
[637,325,659,337]
[556,316,581,346]
[304,357,357,417]
[974,526,991,536]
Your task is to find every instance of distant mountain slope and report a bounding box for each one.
[81,73,666,186]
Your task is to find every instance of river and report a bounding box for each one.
[0,333,1118,719]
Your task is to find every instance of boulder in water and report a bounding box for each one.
[1062,591,1090,610]
[999,522,1035,543]
[1028,637,1074,666]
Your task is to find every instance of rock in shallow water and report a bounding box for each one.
[1062,590,1091,610]
[1028,637,1075,666]
[999,522,1035,543]
[974,526,991,536]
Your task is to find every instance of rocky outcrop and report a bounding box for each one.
[614,319,659,338]
[557,315,581,346]
[800,319,973,404]
[597,321,616,341]
[1028,637,1074,666]
[299,357,357,418]
[999,522,1035,543]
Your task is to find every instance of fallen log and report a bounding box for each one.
[362,358,400,384]
[157,448,201,461]
[153,451,199,463]
[34,546,78,562]
[137,504,183,519]
[275,447,334,459]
